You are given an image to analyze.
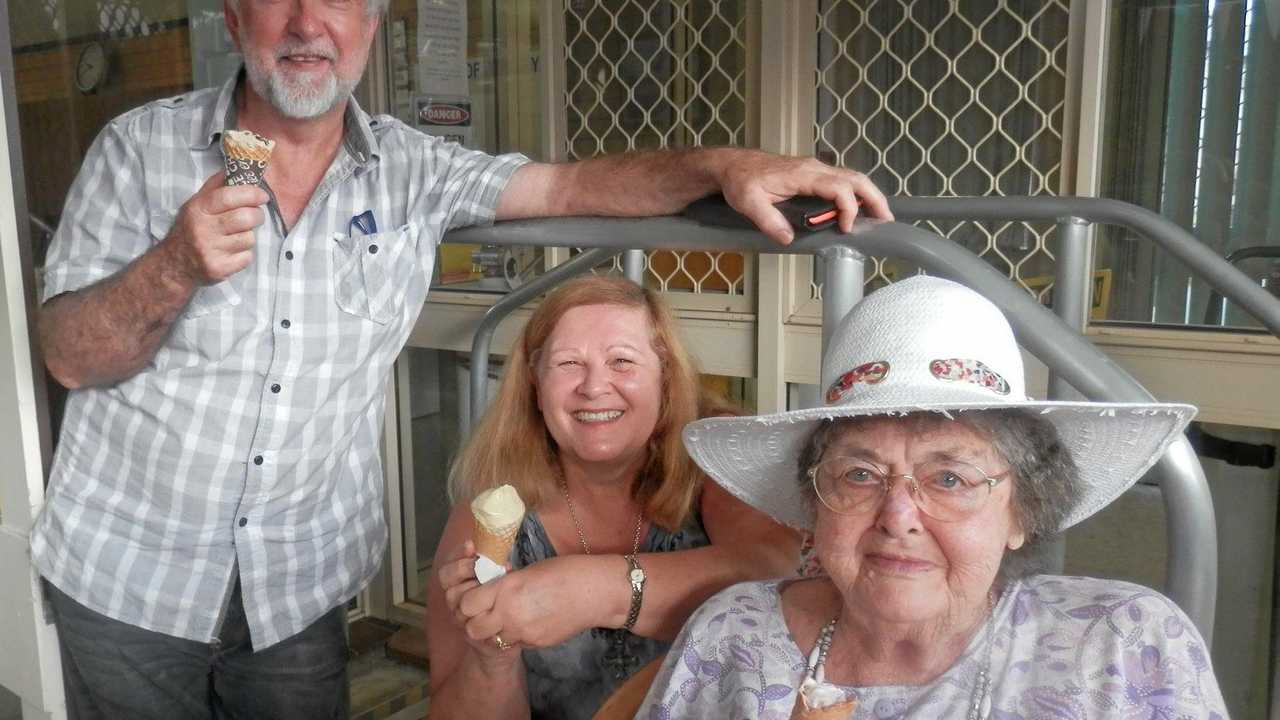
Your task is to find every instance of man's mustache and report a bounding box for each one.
[274,43,338,62]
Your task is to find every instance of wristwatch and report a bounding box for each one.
[622,554,646,631]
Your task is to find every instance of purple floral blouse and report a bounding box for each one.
[638,575,1227,719]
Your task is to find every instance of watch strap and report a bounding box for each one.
[622,554,645,631]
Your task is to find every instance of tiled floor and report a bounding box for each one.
[350,650,428,720]
[349,619,429,720]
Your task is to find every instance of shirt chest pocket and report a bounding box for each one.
[332,222,421,325]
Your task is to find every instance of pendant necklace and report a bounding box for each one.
[560,476,644,558]
[560,476,646,680]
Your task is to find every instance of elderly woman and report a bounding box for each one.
[640,276,1227,719]
[427,276,801,720]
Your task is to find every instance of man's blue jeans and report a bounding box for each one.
[47,579,350,720]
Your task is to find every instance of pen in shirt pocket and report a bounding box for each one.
[349,209,377,237]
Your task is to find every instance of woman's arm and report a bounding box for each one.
[426,505,531,720]
[459,480,802,645]
[622,478,803,640]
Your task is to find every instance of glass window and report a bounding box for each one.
[16,1,194,272]
[384,0,544,294]
[1097,0,1279,328]
[399,348,473,605]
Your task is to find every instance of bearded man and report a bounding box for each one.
[31,1,891,717]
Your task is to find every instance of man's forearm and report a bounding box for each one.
[497,147,890,246]
[559,147,735,216]
[41,240,198,389]
[500,147,737,220]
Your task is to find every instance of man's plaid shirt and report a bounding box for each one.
[32,72,526,648]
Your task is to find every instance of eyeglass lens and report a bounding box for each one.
[811,456,994,521]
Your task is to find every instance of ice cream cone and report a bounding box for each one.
[473,517,520,562]
[470,485,526,582]
[222,129,275,187]
[789,695,857,720]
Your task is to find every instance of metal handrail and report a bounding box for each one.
[1203,244,1280,326]
[440,195,1280,645]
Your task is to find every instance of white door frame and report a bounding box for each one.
[0,2,65,716]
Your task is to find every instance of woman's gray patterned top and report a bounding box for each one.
[511,509,711,720]
[639,575,1227,719]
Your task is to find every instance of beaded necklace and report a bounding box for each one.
[802,596,997,720]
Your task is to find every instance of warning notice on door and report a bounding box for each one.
[416,96,472,145]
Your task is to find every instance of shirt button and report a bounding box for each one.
[368,244,379,254]
[280,319,291,329]
[285,250,294,260]
[238,517,247,528]
[270,383,281,394]
[253,455,263,466]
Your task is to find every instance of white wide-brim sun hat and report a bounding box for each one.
[683,275,1196,533]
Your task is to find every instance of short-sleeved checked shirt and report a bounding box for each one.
[31,71,527,649]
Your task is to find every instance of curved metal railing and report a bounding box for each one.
[441,196,1280,644]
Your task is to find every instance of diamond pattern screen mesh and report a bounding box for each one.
[563,0,748,296]
[41,0,63,33]
[97,0,156,38]
[814,0,1070,302]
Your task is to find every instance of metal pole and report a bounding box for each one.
[1049,217,1093,350]
[807,246,866,409]
[622,249,645,284]
[466,248,621,434]
[819,246,866,352]
[1043,217,1093,574]
[1158,436,1218,648]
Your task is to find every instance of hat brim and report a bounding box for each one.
[683,400,1196,533]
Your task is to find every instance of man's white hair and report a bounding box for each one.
[226,0,389,17]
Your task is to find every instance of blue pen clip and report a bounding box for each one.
[350,210,378,236]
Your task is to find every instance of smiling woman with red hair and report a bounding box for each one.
[427,275,800,720]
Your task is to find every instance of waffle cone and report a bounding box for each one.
[473,516,520,562]
[789,694,857,720]
[222,130,275,186]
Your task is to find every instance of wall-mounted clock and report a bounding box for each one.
[75,41,108,94]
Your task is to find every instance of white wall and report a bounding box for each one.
[0,24,63,717]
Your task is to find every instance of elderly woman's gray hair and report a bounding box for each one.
[797,409,1080,581]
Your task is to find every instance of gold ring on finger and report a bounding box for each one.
[493,634,513,651]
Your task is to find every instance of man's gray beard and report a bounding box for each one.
[243,55,360,119]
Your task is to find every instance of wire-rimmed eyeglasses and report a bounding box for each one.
[808,455,1010,522]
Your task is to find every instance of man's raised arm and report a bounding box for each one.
[495,147,892,246]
